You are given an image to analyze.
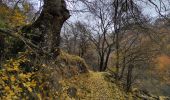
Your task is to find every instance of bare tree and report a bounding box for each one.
[74,22,90,57]
[61,21,90,56]
[79,0,116,71]
[114,25,158,92]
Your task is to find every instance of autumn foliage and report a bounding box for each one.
[0,53,39,99]
[0,5,26,28]
[155,55,170,71]
[154,55,170,84]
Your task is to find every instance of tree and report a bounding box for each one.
[61,22,90,56]
[61,22,99,70]
[0,34,5,58]
[0,0,70,58]
[23,0,70,57]
[80,0,115,71]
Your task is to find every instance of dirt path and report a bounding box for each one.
[58,72,125,100]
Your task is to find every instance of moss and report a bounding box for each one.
[57,51,89,74]
[59,51,87,65]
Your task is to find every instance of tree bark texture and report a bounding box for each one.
[24,0,70,57]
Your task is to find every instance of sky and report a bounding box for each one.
[66,0,164,23]
[29,0,169,23]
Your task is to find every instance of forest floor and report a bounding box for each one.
[58,71,127,99]
[57,71,170,100]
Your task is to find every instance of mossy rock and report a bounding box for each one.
[55,51,89,78]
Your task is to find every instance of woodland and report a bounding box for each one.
[0,0,170,99]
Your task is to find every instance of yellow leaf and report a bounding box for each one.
[4,86,10,91]
[10,76,16,82]
[27,87,32,92]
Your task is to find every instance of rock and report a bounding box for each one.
[137,94,157,100]
[133,89,159,100]
[133,89,170,100]
[57,51,89,78]
[67,87,77,98]
[159,96,170,100]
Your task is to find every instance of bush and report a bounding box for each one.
[0,54,39,99]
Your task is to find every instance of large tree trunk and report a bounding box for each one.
[24,0,70,57]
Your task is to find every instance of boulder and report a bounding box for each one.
[67,87,77,98]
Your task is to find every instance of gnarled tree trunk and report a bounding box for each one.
[24,0,70,57]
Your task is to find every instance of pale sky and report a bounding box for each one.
[66,0,165,23]
[30,0,169,23]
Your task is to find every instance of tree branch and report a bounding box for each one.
[0,28,39,50]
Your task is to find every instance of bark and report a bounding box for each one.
[119,56,126,80]
[0,34,5,58]
[23,0,70,57]
[103,47,112,71]
[99,54,104,71]
[115,29,120,80]
[126,64,134,92]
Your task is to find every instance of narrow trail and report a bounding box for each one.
[59,71,125,100]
